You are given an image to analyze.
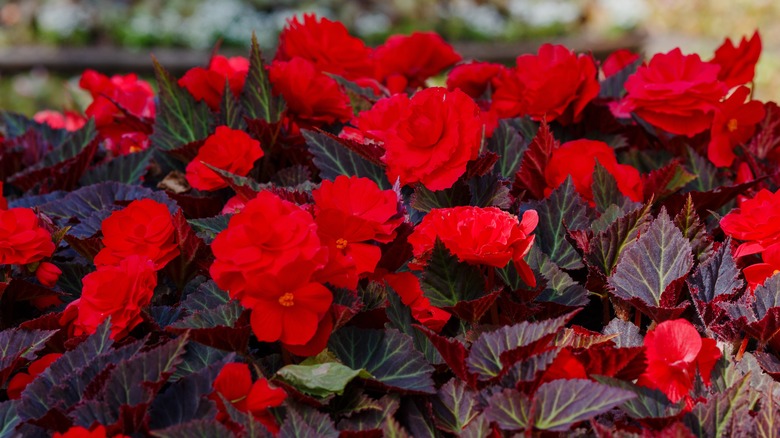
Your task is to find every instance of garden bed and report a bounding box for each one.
[0,14,775,438]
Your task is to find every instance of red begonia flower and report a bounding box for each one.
[94,199,179,269]
[544,139,643,204]
[408,206,538,287]
[339,93,410,145]
[624,49,727,137]
[275,14,374,80]
[311,175,403,289]
[446,61,506,99]
[538,348,588,384]
[707,86,765,167]
[601,49,640,78]
[492,44,599,124]
[283,311,334,357]
[709,31,762,89]
[79,70,155,155]
[373,32,461,93]
[53,425,127,438]
[210,190,326,302]
[269,57,353,125]
[33,110,87,131]
[0,207,55,265]
[743,242,780,291]
[212,362,287,434]
[720,188,780,257]
[69,255,158,339]
[246,263,333,346]
[185,126,264,191]
[384,271,451,332]
[35,261,62,287]
[6,353,62,399]
[179,55,249,111]
[637,319,721,404]
[382,87,482,191]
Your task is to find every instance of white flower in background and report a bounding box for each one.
[598,0,647,28]
[452,1,506,37]
[37,0,90,38]
[354,12,391,38]
[508,0,580,27]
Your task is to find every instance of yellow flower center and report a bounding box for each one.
[278,292,295,307]
[336,238,348,250]
[727,118,739,132]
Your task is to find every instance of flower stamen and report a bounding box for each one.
[278,292,295,307]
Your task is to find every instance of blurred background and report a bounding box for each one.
[0,0,777,114]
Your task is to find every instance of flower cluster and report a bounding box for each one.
[64,199,178,338]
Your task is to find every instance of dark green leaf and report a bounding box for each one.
[599,58,640,99]
[329,327,435,394]
[47,339,145,412]
[533,379,636,431]
[466,312,574,381]
[151,420,232,438]
[431,379,480,434]
[592,160,630,213]
[525,177,592,269]
[488,120,527,179]
[459,414,491,438]
[585,201,652,279]
[411,181,471,213]
[149,354,230,429]
[469,173,511,209]
[0,329,56,372]
[303,130,389,189]
[188,214,232,244]
[280,404,339,438]
[674,194,713,261]
[420,241,485,307]
[483,388,532,431]
[688,238,742,303]
[80,149,152,185]
[0,400,20,438]
[399,397,440,438]
[685,147,718,192]
[171,342,231,381]
[39,182,176,237]
[383,417,412,438]
[608,209,694,307]
[220,81,246,130]
[593,376,683,419]
[21,320,114,420]
[150,58,212,153]
[181,280,230,313]
[754,382,780,438]
[337,394,400,433]
[385,291,443,364]
[36,119,97,168]
[242,33,284,123]
[169,301,243,330]
[1,111,67,144]
[527,247,589,307]
[684,374,750,438]
[100,335,189,408]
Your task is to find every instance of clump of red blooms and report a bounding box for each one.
[3,13,780,437]
[185,126,264,191]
